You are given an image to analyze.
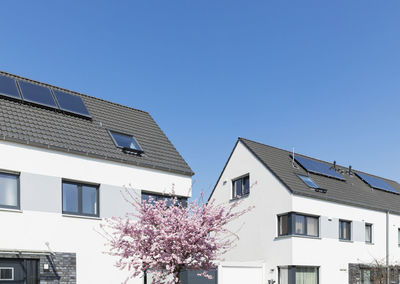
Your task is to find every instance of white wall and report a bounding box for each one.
[210,140,400,284]
[0,140,192,284]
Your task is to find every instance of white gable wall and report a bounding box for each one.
[209,141,293,280]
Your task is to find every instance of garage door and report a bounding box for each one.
[219,264,264,284]
[0,259,39,284]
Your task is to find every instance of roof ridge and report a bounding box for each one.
[0,70,149,114]
[238,137,399,184]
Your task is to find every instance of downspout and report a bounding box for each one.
[386,211,390,284]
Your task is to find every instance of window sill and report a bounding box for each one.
[339,239,353,243]
[229,194,250,202]
[365,242,374,245]
[0,207,22,213]
[62,214,102,221]
[275,235,321,240]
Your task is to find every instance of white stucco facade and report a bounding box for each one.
[210,140,400,284]
[0,140,192,284]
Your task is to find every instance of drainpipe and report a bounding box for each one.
[386,211,390,284]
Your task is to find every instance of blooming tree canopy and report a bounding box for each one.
[100,188,253,284]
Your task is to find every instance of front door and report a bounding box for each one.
[0,259,39,284]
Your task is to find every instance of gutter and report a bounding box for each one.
[0,248,54,256]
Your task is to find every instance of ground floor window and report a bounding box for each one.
[360,268,371,284]
[279,266,319,284]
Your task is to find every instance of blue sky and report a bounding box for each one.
[1,1,400,200]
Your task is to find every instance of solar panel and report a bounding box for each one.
[18,80,58,109]
[0,75,21,100]
[355,172,398,194]
[53,89,91,118]
[293,155,345,180]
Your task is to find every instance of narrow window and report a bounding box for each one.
[62,181,99,217]
[0,267,14,280]
[339,220,351,241]
[232,175,250,199]
[278,214,289,236]
[295,215,306,235]
[398,229,400,246]
[306,216,319,237]
[0,172,19,210]
[278,267,289,284]
[365,224,372,243]
[360,269,371,284]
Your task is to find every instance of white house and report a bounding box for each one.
[0,71,193,284]
[210,138,400,284]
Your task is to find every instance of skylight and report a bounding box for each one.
[297,174,319,189]
[109,130,143,154]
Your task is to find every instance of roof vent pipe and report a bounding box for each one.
[333,161,337,171]
[349,165,352,175]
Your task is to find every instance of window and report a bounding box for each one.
[278,266,319,284]
[0,172,19,209]
[108,130,143,153]
[232,175,250,199]
[278,212,319,237]
[365,224,372,243]
[62,181,99,217]
[398,229,400,246]
[297,175,319,189]
[360,269,371,284]
[339,220,351,241]
[141,192,187,207]
[0,267,14,280]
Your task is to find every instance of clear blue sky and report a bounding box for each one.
[1,1,400,200]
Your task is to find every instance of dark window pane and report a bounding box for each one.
[109,131,142,151]
[53,89,91,118]
[18,80,58,108]
[279,215,289,236]
[82,185,98,215]
[243,176,250,195]
[0,268,13,280]
[365,224,372,243]
[0,173,18,208]
[340,220,351,240]
[63,183,78,213]
[295,215,306,235]
[0,75,21,99]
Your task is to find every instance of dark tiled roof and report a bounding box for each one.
[0,71,193,176]
[239,138,400,214]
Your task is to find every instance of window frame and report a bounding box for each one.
[278,266,319,284]
[0,171,20,210]
[278,212,320,237]
[0,267,14,280]
[62,180,100,217]
[339,219,352,241]
[231,174,250,199]
[108,129,144,154]
[365,223,373,244]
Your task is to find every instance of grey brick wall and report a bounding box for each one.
[349,263,400,284]
[0,251,76,284]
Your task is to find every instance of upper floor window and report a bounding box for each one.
[339,220,352,241]
[62,181,99,217]
[278,212,319,237]
[141,192,187,207]
[365,223,372,243]
[232,175,250,199]
[0,172,19,210]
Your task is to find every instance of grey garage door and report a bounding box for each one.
[0,259,39,284]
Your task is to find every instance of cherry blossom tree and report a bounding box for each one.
[100,187,254,284]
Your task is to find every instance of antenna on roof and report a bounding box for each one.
[292,147,298,169]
